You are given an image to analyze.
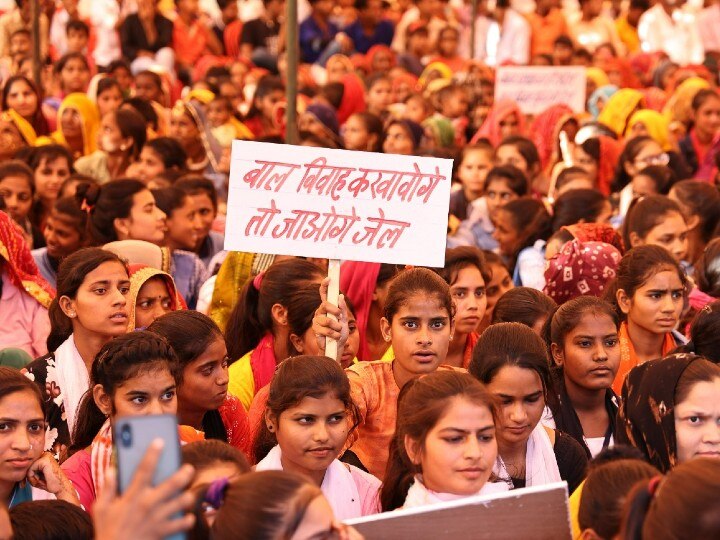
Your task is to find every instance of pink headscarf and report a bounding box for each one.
[544,240,621,305]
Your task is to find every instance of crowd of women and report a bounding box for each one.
[2,0,720,538]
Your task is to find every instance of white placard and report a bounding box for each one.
[345,482,571,540]
[495,66,587,114]
[224,141,453,268]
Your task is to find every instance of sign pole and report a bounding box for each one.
[324,259,341,361]
[31,0,41,89]
[285,0,299,145]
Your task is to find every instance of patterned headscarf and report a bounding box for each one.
[126,264,185,331]
[563,223,625,254]
[544,240,621,305]
[598,88,645,137]
[616,353,702,473]
[0,210,55,308]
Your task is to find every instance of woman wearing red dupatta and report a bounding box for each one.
[0,210,54,357]
[470,98,525,147]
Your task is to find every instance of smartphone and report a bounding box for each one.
[113,414,185,540]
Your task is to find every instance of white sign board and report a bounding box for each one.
[345,482,571,540]
[495,67,586,114]
[224,141,453,267]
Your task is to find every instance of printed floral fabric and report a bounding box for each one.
[22,353,68,460]
[544,240,621,304]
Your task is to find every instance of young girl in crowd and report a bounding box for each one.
[678,89,720,176]
[448,142,494,222]
[622,195,688,264]
[551,189,612,232]
[577,457,659,540]
[449,165,527,251]
[545,297,621,458]
[347,268,458,479]
[1,75,50,136]
[617,353,720,473]
[492,287,556,335]
[192,471,361,539]
[365,74,393,119]
[607,245,687,394]
[0,209,53,357]
[148,311,251,456]
[152,187,205,253]
[493,197,553,290]
[226,258,325,408]
[131,137,188,186]
[78,180,206,309]
[254,355,380,518]
[242,75,285,139]
[54,53,91,96]
[182,439,250,489]
[622,458,720,539]
[93,78,123,118]
[341,112,383,152]
[174,176,224,267]
[479,251,514,331]
[613,135,672,194]
[284,283,359,367]
[469,322,588,493]
[495,136,544,195]
[0,161,43,248]
[382,118,424,155]
[381,371,507,511]
[74,108,147,183]
[125,265,183,330]
[24,248,129,459]
[572,136,622,197]
[669,180,720,265]
[61,332,181,510]
[26,145,73,232]
[31,197,89,289]
[0,367,79,508]
[435,247,488,368]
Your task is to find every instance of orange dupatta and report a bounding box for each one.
[612,322,677,395]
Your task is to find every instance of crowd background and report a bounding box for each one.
[1,0,720,539]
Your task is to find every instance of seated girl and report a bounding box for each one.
[225,258,325,409]
[606,245,687,394]
[347,268,459,480]
[492,197,553,290]
[148,311,252,457]
[545,296,621,458]
[381,371,508,511]
[617,353,720,473]
[61,331,183,511]
[254,355,380,519]
[0,367,79,508]
[469,322,588,493]
[0,209,53,357]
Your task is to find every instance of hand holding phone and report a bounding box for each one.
[94,437,195,540]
